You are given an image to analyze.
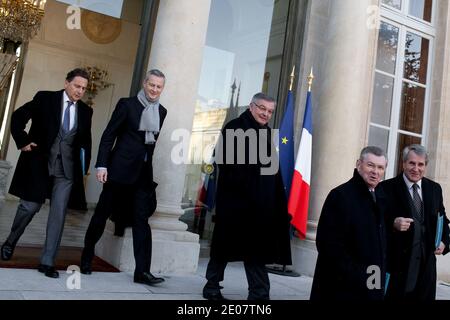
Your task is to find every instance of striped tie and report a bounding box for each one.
[63,101,73,132]
[412,183,423,222]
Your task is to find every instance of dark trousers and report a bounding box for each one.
[204,258,270,300]
[82,168,154,274]
[386,256,437,301]
[6,158,73,266]
[405,257,437,300]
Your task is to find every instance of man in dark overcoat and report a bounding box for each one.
[0,68,93,279]
[202,92,292,301]
[381,144,450,300]
[80,69,167,286]
[310,146,388,300]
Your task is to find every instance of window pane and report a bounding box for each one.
[376,22,399,75]
[381,0,402,10]
[404,32,429,84]
[395,134,422,175]
[369,126,390,154]
[371,73,394,126]
[399,82,425,134]
[182,0,291,239]
[409,0,433,22]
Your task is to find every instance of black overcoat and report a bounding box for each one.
[209,110,292,265]
[310,169,387,300]
[380,174,450,300]
[9,90,92,205]
[95,97,167,235]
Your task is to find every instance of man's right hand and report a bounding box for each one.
[96,168,108,183]
[21,142,37,152]
[393,217,414,232]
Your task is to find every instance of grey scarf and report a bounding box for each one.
[137,89,160,144]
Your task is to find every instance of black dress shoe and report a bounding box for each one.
[203,291,228,301]
[1,243,14,261]
[134,272,165,286]
[80,264,92,275]
[38,264,59,278]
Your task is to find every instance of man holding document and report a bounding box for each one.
[381,144,450,300]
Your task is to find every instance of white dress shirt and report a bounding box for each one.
[62,91,76,131]
[403,173,423,201]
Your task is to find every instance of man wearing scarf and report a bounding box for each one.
[80,69,167,286]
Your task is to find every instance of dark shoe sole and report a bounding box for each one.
[134,278,165,285]
[203,292,228,300]
[38,265,59,278]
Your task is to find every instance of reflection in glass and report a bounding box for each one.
[371,73,394,126]
[368,126,390,155]
[404,32,429,84]
[395,133,422,175]
[381,0,402,10]
[376,22,399,75]
[181,0,291,240]
[399,82,425,134]
[409,0,433,22]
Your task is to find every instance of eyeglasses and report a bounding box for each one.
[252,102,274,116]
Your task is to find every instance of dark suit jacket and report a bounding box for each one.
[96,96,167,184]
[9,90,93,205]
[95,96,167,236]
[380,174,450,299]
[310,169,387,301]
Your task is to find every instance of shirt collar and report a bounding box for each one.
[63,91,76,106]
[402,173,422,190]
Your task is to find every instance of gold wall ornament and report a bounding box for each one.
[0,0,47,43]
[81,10,122,44]
[84,66,112,107]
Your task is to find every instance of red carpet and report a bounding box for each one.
[0,245,119,272]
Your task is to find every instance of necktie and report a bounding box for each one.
[370,190,376,203]
[412,183,423,222]
[63,101,73,132]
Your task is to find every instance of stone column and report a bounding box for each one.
[291,0,379,277]
[148,0,212,274]
[97,0,212,274]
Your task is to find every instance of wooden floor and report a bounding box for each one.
[0,245,119,272]
[0,200,118,272]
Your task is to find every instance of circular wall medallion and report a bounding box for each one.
[81,10,122,44]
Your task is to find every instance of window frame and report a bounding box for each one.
[370,2,435,177]
[381,0,436,29]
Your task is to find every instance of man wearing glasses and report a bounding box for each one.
[202,92,292,300]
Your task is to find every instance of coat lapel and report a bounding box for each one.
[396,174,413,219]
[158,103,165,128]
[76,102,87,134]
[53,90,64,131]
[421,178,433,220]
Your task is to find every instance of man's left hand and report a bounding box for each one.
[435,242,446,255]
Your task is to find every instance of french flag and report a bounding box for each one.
[288,91,312,239]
